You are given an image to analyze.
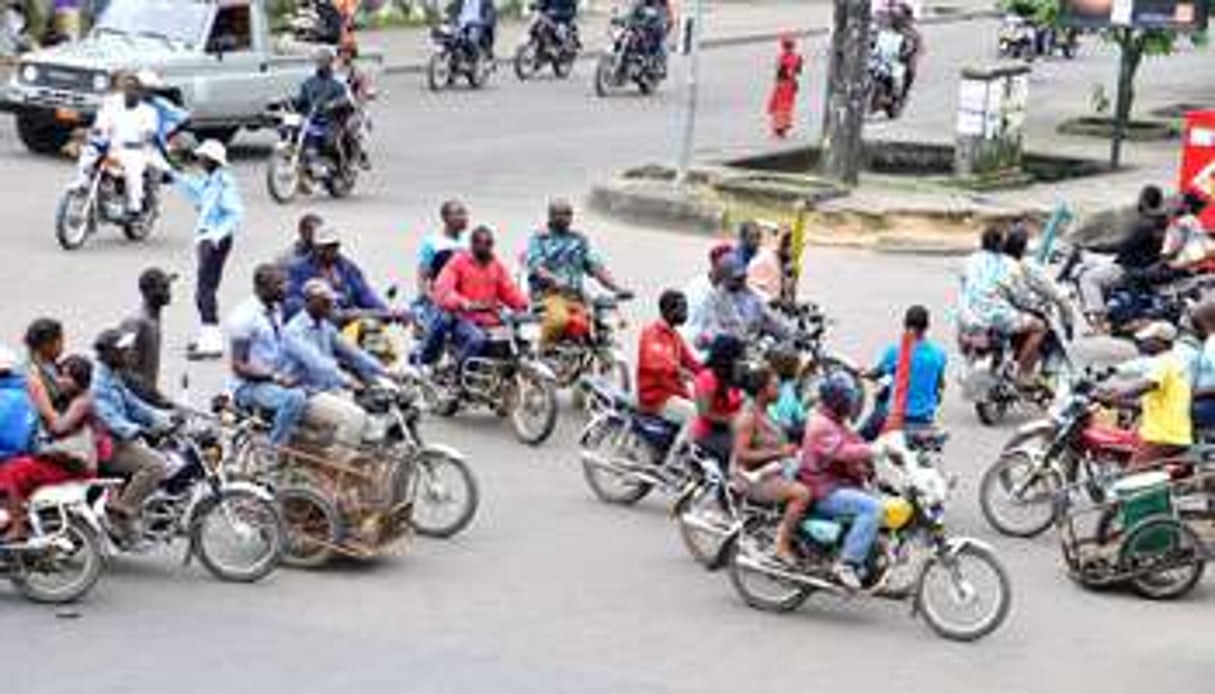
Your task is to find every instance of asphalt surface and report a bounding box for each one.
[0,19,1210,694]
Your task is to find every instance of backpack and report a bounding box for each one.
[0,375,37,460]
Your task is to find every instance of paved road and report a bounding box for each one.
[0,18,1210,694]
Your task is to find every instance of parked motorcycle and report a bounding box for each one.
[265,98,360,204]
[0,477,110,603]
[87,415,285,582]
[868,27,909,119]
[539,293,633,397]
[55,153,161,250]
[725,431,1012,642]
[427,23,494,90]
[514,9,580,80]
[593,9,666,97]
[422,313,560,446]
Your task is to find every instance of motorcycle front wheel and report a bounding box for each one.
[411,451,479,538]
[593,54,617,97]
[191,488,284,582]
[917,542,1012,641]
[514,40,541,80]
[510,370,558,445]
[54,187,96,251]
[579,416,653,505]
[427,51,453,91]
[978,450,1061,538]
[675,484,735,570]
[468,52,493,89]
[11,515,104,604]
[266,148,301,204]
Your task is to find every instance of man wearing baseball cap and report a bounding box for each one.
[285,224,399,325]
[696,251,789,350]
[172,138,244,360]
[121,267,177,408]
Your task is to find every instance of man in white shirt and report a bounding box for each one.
[93,73,159,218]
[680,243,734,358]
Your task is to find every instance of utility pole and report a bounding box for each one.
[820,0,872,185]
[676,0,703,182]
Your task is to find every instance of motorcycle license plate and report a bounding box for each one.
[55,107,80,123]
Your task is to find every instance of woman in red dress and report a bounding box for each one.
[767,35,803,138]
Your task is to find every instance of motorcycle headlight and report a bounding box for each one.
[518,322,541,343]
[20,64,38,84]
[92,72,110,92]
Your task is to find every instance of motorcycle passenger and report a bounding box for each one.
[450,0,498,58]
[637,290,702,424]
[336,37,373,171]
[1161,191,1213,269]
[690,334,745,465]
[1099,322,1192,470]
[433,225,530,365]
[285,279,388,447]
[1076,185,1169,332]
[733,365,811,565]
[1001,224,1075,337]
[120,268,176,408]
[766,345,807,442]
[860,305,947,441]
[91,328,174,541]
[91,71,159,220]
[798,372,884,591]
[227,264,309,447]
[958,224,1045,387]
[413,200,470,367]
[285,225,395,324]
[525,199,631,351]
[697,252,790,350]
[294,46,355,160]
[276,213,325,270]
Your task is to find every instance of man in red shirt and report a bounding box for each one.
[434,226,529,363]
[637,290,702,423]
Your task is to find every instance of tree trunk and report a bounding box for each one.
[1110,29,1144,169]
[820,0,872,186]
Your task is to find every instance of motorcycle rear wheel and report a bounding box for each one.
[726,519,814,612]
[324,165,357,199]
[54,188,96,251]
[553,50,575,78]
[11,516,104,604]
[266,149,301,204]
[278,485,342,569]
[192,488,284,582]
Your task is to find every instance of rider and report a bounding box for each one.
[1187,300,1215,432]
[227,264,309,447]
[91,328,174,540]
[285,225,397,324]
[734,365,812,565]
[413,200,471,367]
[451,0,498,58]
[1161,191,1213,269]
[626,0,670,73]
[690,334,745,465]
[335,37,373,171]
[277,213,325,270]
[696,252,790,350]
[1002,224,1075,337]
[860,305,947,441]
[525,199,630,351]
[637,290,702,424]
[888,2,921,98]
[294,46,355,160]
[90,71,159,220]
[284,279,389,447]
[958,224,1045,387]
[798,372,884,591]
[434,226,529,365]
[536,0,579,40]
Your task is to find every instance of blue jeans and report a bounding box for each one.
[816,488,883,567]
[451,318,488,365]
[1193,398,1215,431]
[236,382,307,446]
[414,302,456,366]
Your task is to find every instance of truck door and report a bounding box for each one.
[196,2,265,125]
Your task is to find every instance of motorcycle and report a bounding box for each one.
[770,301,869,420]
[55,152,161,250]
[0,477,110,603]
[288,0,344,44]
[997,15,1079,60]
[422,313,560,446]
[539,293,633,398]
[957,305,1073,426]
[725,431,1012,642]
[979,367,1137,538]
[427,23,494,91]
[265,98,360,204]
[868,28,909,119]
[514,9,580,80]
[593,9,666,97]
[87,415,286,582]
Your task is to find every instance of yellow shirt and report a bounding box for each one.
[1140,352,1193,446]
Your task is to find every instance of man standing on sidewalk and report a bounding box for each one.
[174,139,244,360]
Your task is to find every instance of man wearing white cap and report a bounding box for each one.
[173,138,244,359]
[1099,321,1193,470]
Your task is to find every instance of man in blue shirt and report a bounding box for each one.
[412,200,469,366]
[860,305,947,440]
[227,265,308,446]
[285,225,398,325]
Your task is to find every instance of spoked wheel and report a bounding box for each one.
[978,450,1061,538]
[468,52,492,89]
[727,518,814,612]
[593,54,618,97]
[278,485,342,569]
[266,149,301,204]
[54,188,96,250]
[1118,515,1207,600]
[323,165,357,199]
[510,371,559,445]
[410,451,479,539]
[514,41,541,80]
[580,416,653,505]
[427,51,453,91]
[191,488,284,582]
[675,484,735,570]
[11,516,104,604]
[553,50,575,78]
[917,542,1012,641]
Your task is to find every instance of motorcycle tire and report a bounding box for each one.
[726,518,814,612]
[593,54,616,97]
[191,488,285,582]
[54,188,96,251]
[510,370,558,445]
[579,415,653,505]
[11,515,104,604]
[975,398,1009,426]
[427,51,453,91]
[978,450,1060,538]
[121,207,156,242]
[468,53,492,89]
[675,484,735,570]
[514,41,541,81]
[917,542,1012,641]
[324,166,357,199]
[277,485,342,569]
[411,450,479,539]
[266,149,301,204]
[553,51,575,78]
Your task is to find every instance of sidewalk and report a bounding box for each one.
[362,0,1000,73]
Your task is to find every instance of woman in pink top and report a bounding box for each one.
[690,335,745,465]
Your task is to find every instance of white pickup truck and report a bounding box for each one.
[2,0,379,154]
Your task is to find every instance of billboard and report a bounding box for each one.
[1061,0,1210,29]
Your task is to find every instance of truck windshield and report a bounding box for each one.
[93,0,211,46]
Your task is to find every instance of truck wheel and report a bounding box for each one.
[16,111,73,156]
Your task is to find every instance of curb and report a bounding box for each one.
[382,9,999,75]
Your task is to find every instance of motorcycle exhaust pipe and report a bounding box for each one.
[579,450,664,487]
[678,511,740,538]
[734,552,839,593]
